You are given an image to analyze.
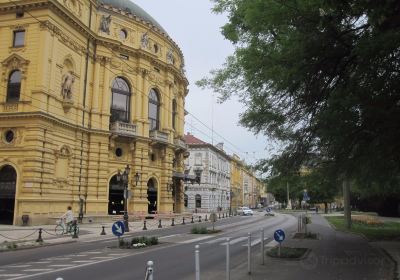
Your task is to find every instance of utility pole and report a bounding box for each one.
[343,178,351,229]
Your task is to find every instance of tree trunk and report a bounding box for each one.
[324,202,328,214]
[343,179,352,229]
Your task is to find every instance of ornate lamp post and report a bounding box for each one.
[117,165,130,232]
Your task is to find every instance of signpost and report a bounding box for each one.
[112,221,125,247]
[210,212,217,231]
[274,229,285,257]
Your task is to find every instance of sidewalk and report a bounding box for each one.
[230,214,396,280]
[0,213,212,248]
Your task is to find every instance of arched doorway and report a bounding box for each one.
[147,178,157,214]
[0,165,17,224]
[108,175,124,215]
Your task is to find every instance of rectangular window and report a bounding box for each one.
[13,30,25,47]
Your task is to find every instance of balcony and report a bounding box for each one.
[110,121,137,138]
[149,130,169,144]
[174,137,187,150]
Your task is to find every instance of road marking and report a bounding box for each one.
[180,235,213,244]
[91,257,114,260]
[30,261,50,264]
[45,257,71,261]
[108,253,129,256]
[159,234,179,239]
[48,264,74,267]
[6,265,31,268]
[73,254,87,257]
[201,237,228,245]
[241,238,269,247]
[85,251,102,254]
[221,236,247,245]
[72,260,95,263]
[0,274,25,278]
[22,269,54,272]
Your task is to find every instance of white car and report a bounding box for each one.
[238,207,254,216]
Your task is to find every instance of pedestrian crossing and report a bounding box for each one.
[199,236,271,247]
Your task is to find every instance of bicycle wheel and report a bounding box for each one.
[55,224,64,235]
[69,225,80,236]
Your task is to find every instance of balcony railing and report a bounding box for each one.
[174,138,187,150]
[110,121,137,137]
[149,130,169,144]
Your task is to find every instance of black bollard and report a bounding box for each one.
[36,228,43,243]
[158,219,162,228]
[143,220,147,230]
[205,215,208,221]
[198,216,202,223]
[182,217,185,225]
[171,218,175,226]
[72,223,78,239]
[219,213,221,219]
[100,226,106,235]
[191,216,194,223]
[223,213,225,218]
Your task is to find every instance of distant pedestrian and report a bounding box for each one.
[62,206,75,231]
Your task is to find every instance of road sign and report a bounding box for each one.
[112,221,125,237]
[274,229,285,243]
[266,207,271,213]
[303,189,310,202]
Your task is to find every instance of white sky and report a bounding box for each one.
[134,0,270,165]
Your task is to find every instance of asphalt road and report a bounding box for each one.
[0,213,297,280]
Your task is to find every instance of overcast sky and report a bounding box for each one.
[134,0,270,165]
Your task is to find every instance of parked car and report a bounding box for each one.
[237,207,254,216]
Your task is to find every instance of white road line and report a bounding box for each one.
[22,269,54,272]
[48,264,74,268]
[30,261,50,264]
[201,237,228,245]
[45,257,71,261]
[221,236,247,246]
[85,251,102,254]
[159,234,179,239]
[266,239,279,247]
[73,254,87,257]
[72,260,95,263]
[180,235,213,244]
[6,265,31,268]
[108,253,129,256]
[91,257,114,260]
[0,274,25,278]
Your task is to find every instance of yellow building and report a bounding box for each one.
[230,154,243,212]
[0,0,189,225]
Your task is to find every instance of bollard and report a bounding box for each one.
[145,260,154,280]
[195,245,200,280]
[247,232,251,275]
[226,238,230,280]
[158,219,162,228]
[191,216,194,223]
[182,217,186,225]
[198,216,201,223]
[72,223,78,239]
[36,228,43,243]
[219,213,221,219]
[100,225,106,235]
[143,220,147,230]
[222,213,225,218]
[261,229,265,265]
[205,215,208,221]
[171,218,175,226]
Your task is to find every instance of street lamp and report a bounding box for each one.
[117,165,131,232]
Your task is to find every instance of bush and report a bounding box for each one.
[130,236,158,247]
[191,226,208,234]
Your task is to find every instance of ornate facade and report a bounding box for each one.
[0,0,188,225]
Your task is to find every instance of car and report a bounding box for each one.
[237,206,254,216]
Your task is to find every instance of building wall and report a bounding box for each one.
[0,0,188,225]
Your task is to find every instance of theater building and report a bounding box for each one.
[0,0,189,225]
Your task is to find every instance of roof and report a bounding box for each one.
[184,133,207,145]
[98,0,167,34]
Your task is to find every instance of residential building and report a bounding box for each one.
[184,134,231,213]
[230,154,243,212]
[0,0,189,225]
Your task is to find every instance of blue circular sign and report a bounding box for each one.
[266,207,271,213]
[112,221,125,237]
[274,229,285,243]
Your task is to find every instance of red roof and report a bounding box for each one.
[184,133,207,145]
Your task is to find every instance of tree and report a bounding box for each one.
[198,0,400,218]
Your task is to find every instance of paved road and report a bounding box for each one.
[0,213,297,280]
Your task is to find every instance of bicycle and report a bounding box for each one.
[55,219,80,236]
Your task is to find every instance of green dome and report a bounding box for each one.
[98,0,167,34]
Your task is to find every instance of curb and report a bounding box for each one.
[0,240,77,253]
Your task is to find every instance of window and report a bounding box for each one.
[172,99,177,130]
[7,70,21,102]
[119,29,127,40]
[110,77,131,123]
[195,153,202,166]
[195,194,201,208]
[13,30,25,47]
[148,88,160,130]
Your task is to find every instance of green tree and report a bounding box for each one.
[199,0,400,216]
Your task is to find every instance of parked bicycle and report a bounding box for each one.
[55,219,79,236]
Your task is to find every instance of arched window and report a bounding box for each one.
[148,88,160,130]
[7,70,21,102]
[195,194,201,208]
[172,99,177,130]
[110,77,131,122]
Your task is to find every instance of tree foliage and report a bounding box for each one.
[199,0,400,188]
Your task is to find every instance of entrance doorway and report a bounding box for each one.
[108,175,124,215]
[0,165,16,225]
[147,178,157,214]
